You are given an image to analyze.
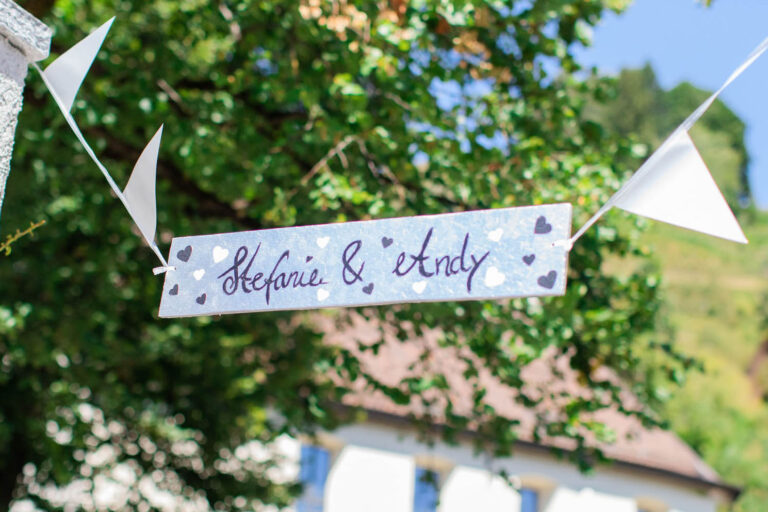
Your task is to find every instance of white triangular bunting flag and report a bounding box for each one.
[124,126,163,244]
[43,17,115,112]
[613,130,747,244]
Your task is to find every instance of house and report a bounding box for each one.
[9,313,738,511]
[282,313,739,512]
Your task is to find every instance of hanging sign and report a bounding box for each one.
[158,204,571,318]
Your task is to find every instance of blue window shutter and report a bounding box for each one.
[297,445,330,512]
[520,488,539,512]
[413,467,439,512]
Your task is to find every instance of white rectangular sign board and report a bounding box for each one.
[158,204,572,318]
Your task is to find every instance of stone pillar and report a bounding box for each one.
[0,0,51,217]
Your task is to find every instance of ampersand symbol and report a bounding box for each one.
[341,240,365,285]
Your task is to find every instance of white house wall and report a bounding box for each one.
[283,421,719,512]
[440,466,520,512]
[326,445,414,512]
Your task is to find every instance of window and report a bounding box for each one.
[413,466,439,512]
[520,487,539,512]
[297,445,330,512]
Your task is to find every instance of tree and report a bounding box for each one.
[2,0,679,509]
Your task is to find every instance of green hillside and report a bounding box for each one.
[634,216,768,510]
[592,66,768,509]
[602,206,768,511]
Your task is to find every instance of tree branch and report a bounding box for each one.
[0,220,46,256]
[300,135,358,185]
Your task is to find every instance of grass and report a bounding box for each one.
[623,212,768,508]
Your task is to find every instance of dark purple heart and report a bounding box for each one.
[169,284,179,296]
[523,254,536,266]
[306,255,313,262]
[381,237,393,248]
[362,283,374,295]
[196,293,207,305]
[177,245,192,262]
[537,271,557,289]
[534,216,552,235]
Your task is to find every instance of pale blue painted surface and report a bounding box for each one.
[521,488,539,512]
[158,204,571,318]
[413,467,439,512]
[297,445,330,512]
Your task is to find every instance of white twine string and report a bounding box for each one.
[32,62,171,271]
[568,34,768,248]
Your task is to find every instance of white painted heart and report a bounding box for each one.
[213,246,229,263]
[316,236,330,248]
[487,228,503,242]
[317,288,330,301]
[484,266,506,288]
[193,269,206,281]
[412,281,427,294]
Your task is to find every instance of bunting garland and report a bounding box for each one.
[123,125,164,258]
[41,17,114,114]
[31,18,171,271]
[612,131,747,244]
[27,17,768,317]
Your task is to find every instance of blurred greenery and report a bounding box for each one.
[594,66,768,511]
[0,0,698,510]
[587,65,750,209]
[649,218,768,512]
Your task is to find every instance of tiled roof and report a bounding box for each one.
[317,312,738,499]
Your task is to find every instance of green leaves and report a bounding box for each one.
[2,0,679,509]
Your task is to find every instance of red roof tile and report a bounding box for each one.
[318,312,734,497]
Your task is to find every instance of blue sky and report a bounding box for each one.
[573,0,768,207]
